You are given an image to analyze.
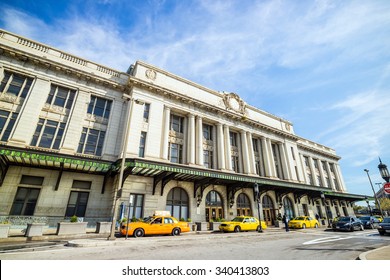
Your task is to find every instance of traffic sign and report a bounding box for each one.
[384,182,390,194]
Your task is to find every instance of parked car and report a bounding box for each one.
[377,217,390,236]
[120,213,190,237]
[359,216,380,229]
[332,216,364,231]
[288,216,319,229]
[219,216,267,232]
[374,215,384,223]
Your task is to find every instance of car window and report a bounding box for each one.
[243,218,249,223]
[164,217,174,224]
[152,217,162,224]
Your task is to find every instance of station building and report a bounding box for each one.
[0,29,366,227]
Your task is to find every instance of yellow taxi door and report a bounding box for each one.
[161,217,175,234]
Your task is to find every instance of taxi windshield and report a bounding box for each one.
[294,217,305,220]
[232,217,244,222]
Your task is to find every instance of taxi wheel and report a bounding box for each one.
[172,228,181,236]
[234,226,241,232]
[133,228,144,238]
[360,225,364,231]
[314,223,319,228]
[302,224,306,229]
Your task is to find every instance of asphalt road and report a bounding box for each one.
[1,228,389,260]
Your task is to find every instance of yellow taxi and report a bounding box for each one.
[374,215,383,223]
[219,216,267,232]
[288,216,319,229]
[120,211,190,237]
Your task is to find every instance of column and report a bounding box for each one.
[308,157,317,186]
[317,159,327,188]
[224,125,232,171]
[217,123,225,170]
[60,89,90,154]
[247,132,256,174]
[187,113,195,164]
[257,138,265,176]
[161,106,170,160]
[240,131,250,174]
[279,143,291,180]
[195,116,203,166]
[261,137,272,177]
[334,164,346,192]
[325,162,335,190]
[266,138,277,177]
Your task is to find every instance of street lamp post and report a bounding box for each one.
[320,192,331,228]
[253,183,263,233]
[365,196,372,216]
[108,95,136,240]
[378,158,390,183]
[364,169,384,218]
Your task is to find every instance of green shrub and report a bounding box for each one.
[70,215,78,223]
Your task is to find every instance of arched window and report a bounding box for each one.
[262,195,274,209]
[236,193,251,216]
[205,190,223,221]
[283,197,295,220]
[206,191,223,207]
[166,187,189,220]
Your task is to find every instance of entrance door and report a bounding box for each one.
[263,209,274,226]
[237,208,251,216]
[206,207,223,221]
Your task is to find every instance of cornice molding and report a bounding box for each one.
[129,76,299,141]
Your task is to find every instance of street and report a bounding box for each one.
[0,227,389,260]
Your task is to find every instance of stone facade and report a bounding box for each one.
[0,29,365,228]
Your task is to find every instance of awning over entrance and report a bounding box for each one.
[119,158,368,206]
[0,146,112,187]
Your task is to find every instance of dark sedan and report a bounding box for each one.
[378,217,390,236]
[332,216,364,231]
[359,216,380,229]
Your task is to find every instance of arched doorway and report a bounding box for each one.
[262,195,275,226]
[205,190,224,221]
[165,187,189,220]
[283,196,295,220]
[236,193,252,216]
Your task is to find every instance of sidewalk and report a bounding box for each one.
[358,245,390,260]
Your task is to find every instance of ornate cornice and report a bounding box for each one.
[128,76,299,141]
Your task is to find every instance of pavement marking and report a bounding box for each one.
[303,235,354,245]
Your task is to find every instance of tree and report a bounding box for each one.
[379,197,390,212]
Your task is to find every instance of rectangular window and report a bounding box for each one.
[203,150,213,169]
[0,70,33,99]
[203,124,213,141]
[65,191,89,217]
[170,114,184,133]
[87,95,112,119]
[252,139,258,152]
[20,175,44,186]
[0,110,18,142]
[129,194,144,219]
[255,160,261,175]
[231,156,239,172]
[72,180,92,190]
[10,187,40,215]
[291,147,296,160]
[143,103,150,122]
[317,175,322,187]
[230,132,237,147]
[46,84,76,109]
[272,143,283,179]
[169,143,183,163]
[31,118,66,150]
[77,127,106,156]
[139,131,147,157]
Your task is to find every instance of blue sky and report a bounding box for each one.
[1,0,389,201]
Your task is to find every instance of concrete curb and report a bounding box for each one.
[358,245,390,260]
